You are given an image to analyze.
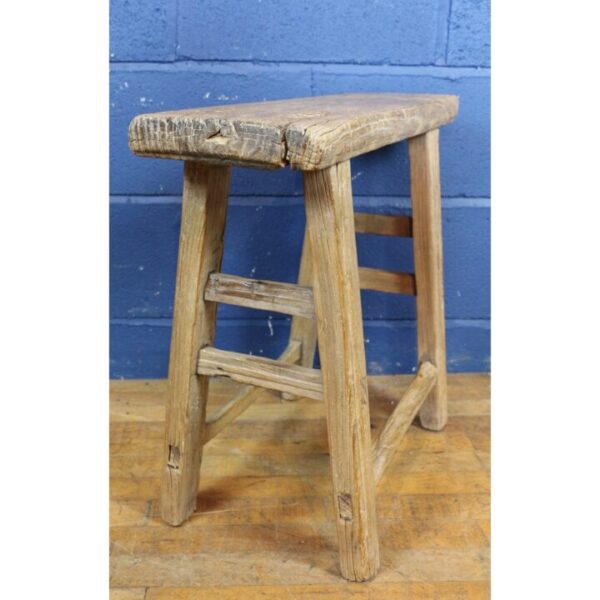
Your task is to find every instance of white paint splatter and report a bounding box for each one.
[351,171,364,181]
[369,361,384,374]
[203,92,211,99]
[267,317,274,337]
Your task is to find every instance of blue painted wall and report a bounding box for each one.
[110,0,490,378]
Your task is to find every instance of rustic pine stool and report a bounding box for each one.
[129,93,459,582]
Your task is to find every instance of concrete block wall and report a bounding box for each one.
[110,0,490,378]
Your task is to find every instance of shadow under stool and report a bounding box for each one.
[128,92,459,582]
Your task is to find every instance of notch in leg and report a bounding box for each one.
[409,129,448,431]
[161,162,230,525]
[304,161,380,581]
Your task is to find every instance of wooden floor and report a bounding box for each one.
[110,373,490,599]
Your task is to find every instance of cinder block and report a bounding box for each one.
[110,200,489,322]
[110,0,177,61]
[177,0,443,65]
[446,0,490,66]
[109,318,490,378]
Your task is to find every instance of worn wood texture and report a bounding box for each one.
[282,229,319,400]
[409,129,448,431]
[110,373,490,596]
[358,266,417,296]
[372,362,438,485]
[160,163,230,526]
[204,272,315,318]
[287,229,319,368]
[129,93,459,170]
[197,346,324,401]
[203,342,302,443]
[304,161,380,581]
[354,212,413,237]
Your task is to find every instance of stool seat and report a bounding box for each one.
[129,92,458,170]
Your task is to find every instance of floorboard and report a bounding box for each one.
[110,374,490,598]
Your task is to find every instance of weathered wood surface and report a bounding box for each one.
[304,161,379,581]
[197,346,324,401]
[409,129,448,431]
[354,212,413,237]
[372,362,438,484]
[129,93,459,170]
[286,228,318,369]
[110,373,490,596]
[202,341,302,443]
[204,272,315,318]
[281,229,319,400]
[160,163,230,526]
[358,266,417,295]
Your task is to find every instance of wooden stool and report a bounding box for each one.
[129,93,459,582]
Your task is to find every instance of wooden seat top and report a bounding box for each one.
[129,93,458,171]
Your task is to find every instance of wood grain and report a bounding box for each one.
[372,362,438,484]
[202,341,301,443]
[110,373,489,599]
[143,582,490,599]
[358,266,417,296]
[197,346,324,400]
[304,161,380,581]
[160,162,230,525]
[281,228,319,401]
[204,272,315,318]
[354,212,413,237]
[409,129,448,431]
[286,228,319,369]
[129,93,459,170]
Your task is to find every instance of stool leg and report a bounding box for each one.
[287,229,318,368]
[304,161,380,582]
[409,129,448,431]
[281,229,318,400]
[161,162,230,525]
